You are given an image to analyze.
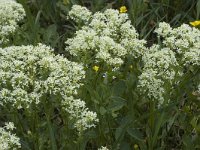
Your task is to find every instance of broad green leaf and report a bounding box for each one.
[108,97,127,112]
[127,128,143,141]
[115,127,125,140]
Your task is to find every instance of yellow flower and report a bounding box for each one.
[63,0,69,5]
[119,6,127,13]
[134,144,139,149]
[130,65,133,69]
[189,20,200,27]
[92,65,99,72]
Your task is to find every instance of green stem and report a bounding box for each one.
[44,102,57,150]
[77,134,84,150]
[149,100,155,150]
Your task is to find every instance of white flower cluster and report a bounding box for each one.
[155,22,200,66]
[0,0,25,45]
[138,69,165,105]
[68,5,92,23]
[138,45,180,105]
[66,5,146,68]
[0,44,98,131]
[142,45,178,80]
[0,122,21,150]
[0,44,84,107]
[62,96,99,132]
[183,44,200,66]
[98,146,109,150]
[138,22,200,105]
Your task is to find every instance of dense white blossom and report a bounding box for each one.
[183,47,200,66]
[0,122,21,150]
[0,44,98,131]
[154,22,173,37]
[0,0,25,45]
[138,69,165,105]
[142,45,178,80]
[68,5,92,23]
[66,5,146,68]
[139,22,200,105]
[0,44,83,107]
[138,45,180,105]
[62,96,99,132]
[155,22,200,66]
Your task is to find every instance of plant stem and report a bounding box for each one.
[44,101,57,150]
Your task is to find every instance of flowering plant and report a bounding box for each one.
[66,5,146,70]
[0,44,98,148]
[0,1,200,149]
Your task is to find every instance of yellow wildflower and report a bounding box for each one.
[92,65,99,72]
[119,6,127,13]
[134,144,139,149]
[63,0,69,5]
[130,65,133,69]
[189,20,200,27]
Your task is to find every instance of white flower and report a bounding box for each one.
[0,0,25,45]
[68,5,92,23]
[0,44,98,132]
[0,122,21,149]
[66,5,146,68]
[4,122,15,130]
[183,47,200,66]
[62,96,99,132]
[0,44,84,107]
[138,45,181,105]
[155,22,200,66]
[143,45,178,80]
[155,22,173,37]
[138,69,165,105]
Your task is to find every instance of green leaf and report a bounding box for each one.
[112,80,126,96]
[45,24,57,39]
[127,128,143,141]
[108,96,127,112]
[197,0,200,19]
[182,135,195,150]
[120,141,131,150]
[99,106,107,115]
[115,127,125,140]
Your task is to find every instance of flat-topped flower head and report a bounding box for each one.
[0,44,98,132]
[155,22,200,66]
[0,44,84,108]
[66,5,146,69]
[68,5,92,23]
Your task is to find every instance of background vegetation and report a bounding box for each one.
[14,0,200,51]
